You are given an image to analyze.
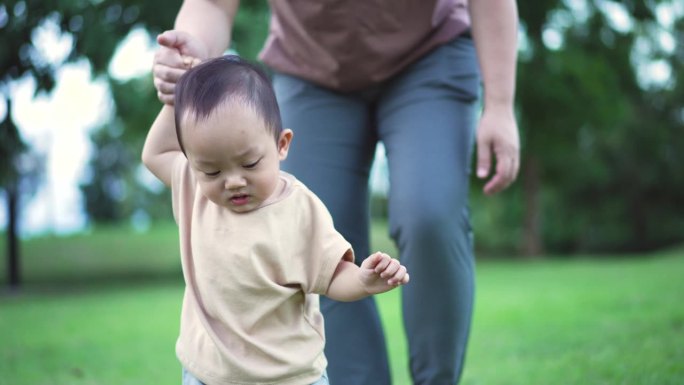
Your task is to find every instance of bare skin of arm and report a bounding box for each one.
[141,105,181,186]
[146,1,240,179]
[326,252,409,302]
[469,0,521,195]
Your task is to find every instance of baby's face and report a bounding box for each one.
[182,102,290,213]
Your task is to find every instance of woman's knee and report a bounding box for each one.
[389,202,471,246]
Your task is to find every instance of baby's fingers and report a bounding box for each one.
[371,252,392,273]
[388,267,409,286]
[380,258,400,278]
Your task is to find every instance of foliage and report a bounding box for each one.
[0,0,186,285]
[80,75,173,224]
[1,0,270,227]
[473,0,684,255]
[0,0,179,211]
[78,1,270,224]
[4,0,683,255]
[0,0,183,141]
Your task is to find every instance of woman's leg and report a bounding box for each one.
[377,35,481,385]
[273,74,391,385]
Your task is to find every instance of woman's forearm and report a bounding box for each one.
[175,0,240,57]
[469,0,519,109]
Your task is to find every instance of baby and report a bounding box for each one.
[142,55,409,385]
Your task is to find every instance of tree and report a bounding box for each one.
[79,1,270,228]
[472,0,684,256]
[80,75,172,225]
[0,0,181,287]
[2,0,271,287]
[0,99,25,289]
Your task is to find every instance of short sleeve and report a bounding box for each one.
[292,187,354,295]
[170,154,196,225]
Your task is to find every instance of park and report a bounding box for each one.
[2,0,683,384]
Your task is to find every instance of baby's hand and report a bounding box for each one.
[181,55,202,69]
[359,252,410,294]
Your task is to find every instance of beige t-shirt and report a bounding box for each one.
[171,155,352,385]
[260,0,470,91]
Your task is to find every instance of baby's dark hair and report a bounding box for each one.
[174,55,283,154]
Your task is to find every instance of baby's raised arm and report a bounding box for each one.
[326,252,409,302]
[141,105,182,186]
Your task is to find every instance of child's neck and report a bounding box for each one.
[259,172,290,208]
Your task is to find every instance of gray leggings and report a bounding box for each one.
[273,35,480,385]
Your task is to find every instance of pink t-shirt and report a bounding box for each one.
[170,155,352,384]
[260,0,470,91]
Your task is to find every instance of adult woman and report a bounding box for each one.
[153,1,520,384]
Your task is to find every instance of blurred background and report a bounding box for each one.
[1,1,683,384]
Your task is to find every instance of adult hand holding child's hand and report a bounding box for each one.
[153,30,207,105]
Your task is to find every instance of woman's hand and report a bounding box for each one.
[152,30,207,105]
[475,104,520,195]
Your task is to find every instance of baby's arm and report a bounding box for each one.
[141,105,181,186]
[326,252,409,302]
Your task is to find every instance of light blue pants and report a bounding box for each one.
[182,368,329,385]
[273,35,480,385]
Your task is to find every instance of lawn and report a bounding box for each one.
[1,223,683,385]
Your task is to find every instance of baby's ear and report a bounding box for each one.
[278,129,294,160]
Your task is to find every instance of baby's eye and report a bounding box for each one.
[244,158,261,169]
[204,171,220,177]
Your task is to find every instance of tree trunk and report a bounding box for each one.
[2,98,22,291]
[522,155,544,257]
[7,182,20,290]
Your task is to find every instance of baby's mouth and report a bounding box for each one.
[230,194,249,205]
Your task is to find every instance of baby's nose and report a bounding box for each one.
[224,175,247,189]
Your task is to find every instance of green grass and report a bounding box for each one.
[2,223,182,287]
[1,283,183,385]
[1,224,683,384]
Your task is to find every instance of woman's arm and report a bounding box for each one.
[469,0,521,195]
[153,0,240,104]
[174,0,239,56]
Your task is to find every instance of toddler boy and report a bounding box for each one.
[142,55,409,385]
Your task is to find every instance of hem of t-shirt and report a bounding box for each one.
[177,350,325,385]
